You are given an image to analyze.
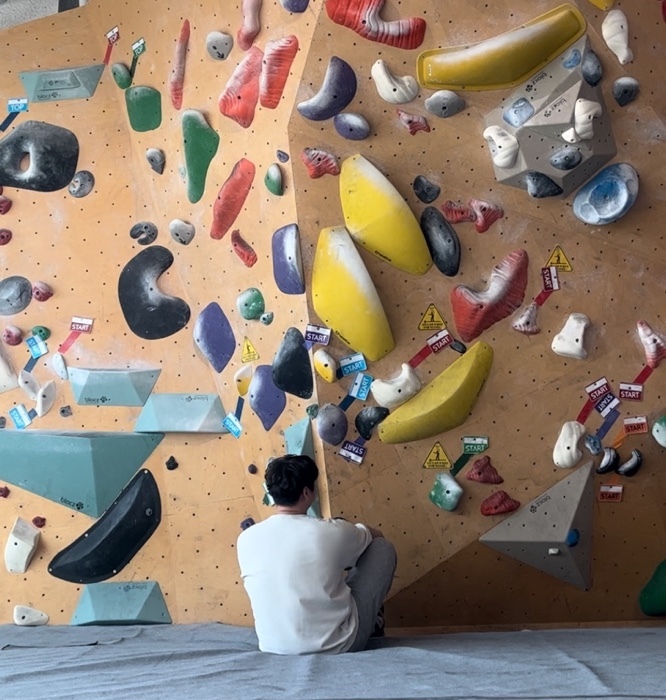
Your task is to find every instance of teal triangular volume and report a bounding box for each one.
[20,64,105,103]
[479,461,594,590]
[283,417,314,459]
[0,431,164,517]
[68,367,161,406]
[135,393,229,433]
[71,581,172,625]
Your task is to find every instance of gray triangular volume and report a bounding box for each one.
[20,64,105,103]
[479,461,594,590]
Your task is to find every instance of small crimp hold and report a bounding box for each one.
[466,455,503,484]
[32,281,53,302]
[165,456,179,471]
[396,109,430,135]
[0,485,9,497]
[480,490,520,516]
[32,516,46,528]
[616,448,642,477]
[596,446,619,474]
[512,301,540,336]
[469,199,504,233]
[59,405,73,417]
[441,200,476,224]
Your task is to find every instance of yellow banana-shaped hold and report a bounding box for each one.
[378,342,493,444]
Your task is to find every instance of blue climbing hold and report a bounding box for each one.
[573,163,639,225]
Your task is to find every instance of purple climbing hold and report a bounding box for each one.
[316,403,348,446]
[248,365,286,431]
[277,149,290,163]
[280,0,309,11]
[272,223,305,295]
[193,302,236,373]
[272,327,313,399]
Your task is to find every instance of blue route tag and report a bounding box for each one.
[222,412,243,438]
[9,404,32,429]
[25,335,48,359]
[340,352,367,377]
[349,373,373,401]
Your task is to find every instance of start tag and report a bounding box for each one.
[462,436,489,454]
[623,415,648,434]
[222,412,243,438]
[540,266,560,292]
[598,484,623,502]
[427,329,453,353]
[70,316,94,333]
[595,392,620,418]
[340,352,367,377]
[339,440,366,464]
[619,382,643,401]
[304,323,331,346]
[585,377,611,403]
[349,373,373,401]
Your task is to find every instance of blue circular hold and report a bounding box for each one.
[566,529,580,547]
[573,163,639,225]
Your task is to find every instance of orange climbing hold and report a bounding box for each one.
[260,35,299,109]
[466,455,503,484]
[231,230,258,267]
[218,46,263,128]
[237,0,263,51]
[480,490,520,516]
[210,159,256,240]
[168,19,190,110]
[301,148,340,179]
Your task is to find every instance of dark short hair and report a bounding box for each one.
[265,454,318,506]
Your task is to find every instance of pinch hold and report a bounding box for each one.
[511,301,540,336]
[370,60,419,104]
[396,109,430,135]
[301,148,340,179]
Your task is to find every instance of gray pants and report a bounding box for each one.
[346,538,397,652]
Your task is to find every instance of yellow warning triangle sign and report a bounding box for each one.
[241,337,259,363]
[422,442,452,469]
[545,245,573,272]
[418,303,446,331]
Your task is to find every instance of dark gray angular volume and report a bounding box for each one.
[419,206,461,276]
[272,327,313,399]
[412,175,440,203]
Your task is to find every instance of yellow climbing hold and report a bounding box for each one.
[313,348,338,383]
[312,226,395,362]
[339,154,432,276]
[234,364,253,396]
[416,4,587,91]
[586,0,615,9]
[378,342,494,444]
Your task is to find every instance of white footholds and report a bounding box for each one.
[370,60,419,104]
[0,342,18,393]
[145,148,166,174]
[512,301,540,335]
[561,99,602,143]
[206,31,234,60]
[424,90,465,118]
[313,348,339,384]
[18,369,40,400]
[553,421,586,469]
[169,219,196,246]
[552,313,590,360]
[370,363,421,410]
[483,126,519,169]
[602,10,633,65]
[36,380,56,417]
[13,605,49,626]
[51,352,68,380]
[4,517,41,574]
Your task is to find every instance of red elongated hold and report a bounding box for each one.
[451,249,529,343]
[469,198,504,233]
[0,195,12,215]
[480,490,520,516]
[32,516,46,528]
[237,0,263,51]
[325,0,426,50]
[301,148,340,179]
[231,229,258,267]
[396,109,430,135]
[210,159,256,240]
[637,320,666,369]
[169,19,190,110]
[442,200,476,224]
[466,455,503,484]
[218,46,263,128]
[260,35,299,109]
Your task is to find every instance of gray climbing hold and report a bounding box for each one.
[333,112,371,141]
[525,172,563,198]
[412,175,440,204]
[424,90,465,118]
[169,219,195,245]
[573,163,639,225]
[277,150,289,163]
[0,276,32,316]
[271,327,313,399]
[613,77,639,107]
[316,403,348,446]
[582,48,602,87]
[419,206,460,277]
[130,221,158,246]
[206,31,233,61]
[68,170,94,198]
[355,406,389,440]
[146,148,165,174]
[260,312,274,325]
[550,146,582,171]
[562,48,581,69]
[503,97,534,128]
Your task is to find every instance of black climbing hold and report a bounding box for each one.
[450,340,467,354]
[525,172,563,198]
[581,48,602,87]
[271,327,314,399]
[419,206,461,276]
[165,456,178,470]
[616,448,642,477]
[68,170,95,198]
[240,517,255,530]
[0,416,6,429]
[413,175,441,204]
[613,77,639,107]
[596,447,619,474]
[247,463,258,475]
[316,403,348,446]
[59,405,73,417]
[355,406,389,440]
[130,221,158,246]
[550,146,582,171]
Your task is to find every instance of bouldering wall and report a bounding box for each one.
[0,0,664,632]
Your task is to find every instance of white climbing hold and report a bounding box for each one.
[13,605,49,626]
[36,380,57,417]
[483,126,519,169]
[602,10,633,65]
[552,313,590,360]
[370,363,421,410]
[370,60,419,104]
[553,420,586,469]
[51,352,68,380]
[4,517,41,574]
[512,301,540,335]
[18,369,40,401]
[561,99,602,143]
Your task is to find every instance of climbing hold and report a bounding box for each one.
[396,109,430,135]
[316,403,348,446]
[67,368,160,408]
[260,35,299,109]
[419,206,460,277]
[0,342,17,393]
[125,86,162,132]
[424,90,465,118]
[218,46,263,128]
[585,434,602,456]
[169,19,190,110]
[429,472,463,512]
[48,469,161,584]
[2,325,22,345]
[412,175,440,203]
[146,148,165,174]
[237,288,265,320]
[59,405,73,417]
[333,112,371,141]
[272,327,313,399]
[260,312,274,326]
[51,352,67,379]
[281,0,309,10]
[169,219,195,245]
[297,56,357,121]
[469,199,504,233]
[371,60,419,104]
[237,0,263,50]
[235,365,253,397]
[231,230,258,267]
[466,455,503,484]
[129,221,158,246]
[652,415,666,448]
[0,486,9,497]
[277,149,289,163]
[32,281,53,302]
[503,97,534,128]
[550,146,582,171]
[0,196,11,214]
[551,313,590,359]
[340,154,431,275]
[637,320,666,369]
[442,200,476,224]
[483,126,519,169]
[193,302,236,373]
[450,249,529,342]
[553,421,585,469]
[0,228,11,245]
[370,363,421,410]
[13,605,49,626]
[111,62,132,89]
[18,370,39,400]
[480,490,520,516]
[31,325,51,341]
[210,158,255,240]
[135,394,227,433]
[581,47,603,87]
[562,47,581,69]
[165,456,178,471]
[573,163,639,225]
[616,449,643,477]
[248,463,258,474]
[355,406,389,440]
[512,301,540,335]
[35,380,56,417]
[312,225,394,361]
[325,0,425,50]
[265,163,284,196]
[301,148,340,178]
[248,364,286,430]
[272,223,305,295]
[68,170,94,198]
[378,342,493,444]
[206,31,233,60]
[32,516,46,528]
[182,109,220,204]
[640,560,666,616]
[313,348,338,383]
[0,121,79,192]
[118,246,191,340]
[5,517,41,573]
[306,404,319,420]
[602,9,632,65]
[596,446,619,474]
[526,172,564,198]
[561,99,602,143]
[613,77,639,107]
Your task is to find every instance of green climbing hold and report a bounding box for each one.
[639,559,666,616]
[111,63,132,89]
[125,86,162,132]
[306,404,319,419]
[428,472,463,512]
[264,163,284,196]
[260,312,274,326]
[182,110,220,204]
[237,288,265,320]
[32,326,50,341]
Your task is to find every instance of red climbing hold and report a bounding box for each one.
[0,196,12,215]
[301,148,340,179]
[218,46,263,128]
[210,159,256,240]
[469,199,504,233]
[442,200,476,224]
[396,109,431,135]
[480,490,520,516]
[0,485,10,497]
[260,35,299,109]
[231,230,258,267]
[466,455,503,484]
[169,19,190,110]
[32,516,47,528]
[237,0,263,51]
[0,229,12,246]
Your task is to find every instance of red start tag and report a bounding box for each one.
[427,329,453,353]
[540,266,560,292]
[598,484,623,502]
[623,416,648,434]
[70,316,94,333]
[619,382,643,401]
[105,26,120,43]
[585,377,610,403]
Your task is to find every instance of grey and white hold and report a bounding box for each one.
[525,171,563,198]
[616,448,642,477]
[612,77,639,107]
[68,170,95,198]
[581,48,602,87]
[169,219,195,245]
[130,221,158,246]
[596,447,619,474]
[424,90,465,118]
[145,148,166,174]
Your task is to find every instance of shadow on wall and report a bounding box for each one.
[0,0,88,31]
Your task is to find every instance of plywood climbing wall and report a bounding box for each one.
[0,0,665,631]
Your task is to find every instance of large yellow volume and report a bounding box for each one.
[339,154,432,276]
[312,226,395,362]
[378,342,493,444]
[416,4,586,91]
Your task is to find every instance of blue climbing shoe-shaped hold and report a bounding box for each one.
[71,581,172,625]
[193,302,236,373]
[248,365,286,430]
[573,163,639,225]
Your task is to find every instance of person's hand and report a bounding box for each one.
[367,525,384,539]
